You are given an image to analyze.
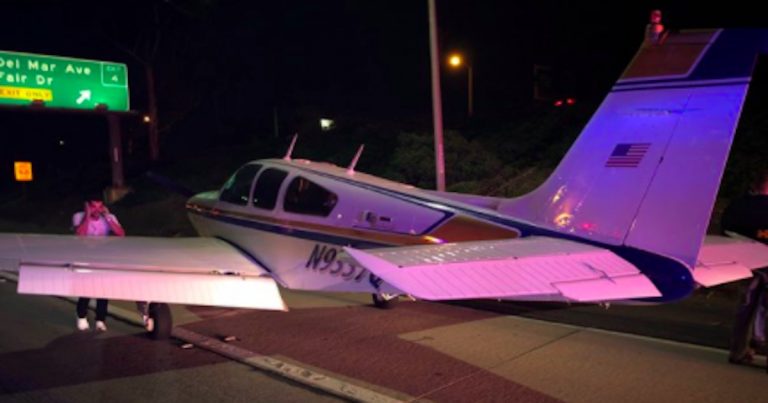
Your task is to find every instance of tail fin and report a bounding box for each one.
[501,29,768,268]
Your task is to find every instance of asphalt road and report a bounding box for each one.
[174,287,768,402]
[451,285,743,349]
[0,280,344,403]
[1,276,763,403]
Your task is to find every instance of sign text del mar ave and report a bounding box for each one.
[0,50,129,111]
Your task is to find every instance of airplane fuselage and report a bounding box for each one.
[185,158,694,302]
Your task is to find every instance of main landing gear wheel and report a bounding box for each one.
[372,293,400,309]
[148,303,173,340]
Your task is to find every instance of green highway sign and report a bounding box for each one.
[0,50,129,111]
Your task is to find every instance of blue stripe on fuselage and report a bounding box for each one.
[214,236,275,273]
[190,209,389,249]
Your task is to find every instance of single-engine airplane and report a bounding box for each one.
[3,28,768,339]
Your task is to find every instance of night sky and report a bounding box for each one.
[4,1,766,117]
[1,1,768,191]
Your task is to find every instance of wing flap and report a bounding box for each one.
[693,235,768,287]
[344,237,661,302]
[554,275,663,302]
[1,234,286,310]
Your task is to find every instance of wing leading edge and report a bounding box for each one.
[344,237,661,302]
[0,234,286,311]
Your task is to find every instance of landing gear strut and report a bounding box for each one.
[148,303,173,340]
[372,293,399,309]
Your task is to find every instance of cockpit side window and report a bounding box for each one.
[284,176,338,217]
[219,164,262,205]
[252,168,288,210]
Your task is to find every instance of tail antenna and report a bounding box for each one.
[346,144,365,175]
[283,133,298,161]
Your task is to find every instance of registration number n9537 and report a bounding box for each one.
[304,244,382,287]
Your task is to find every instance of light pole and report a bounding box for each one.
[448,53,473,117]
[428,0,446,192]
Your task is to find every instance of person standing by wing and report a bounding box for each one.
[73,195,125,331]
[722,186,768,368]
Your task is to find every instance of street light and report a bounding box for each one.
[428,0,445,191]
[447,52,473,117]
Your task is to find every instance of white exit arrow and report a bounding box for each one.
[76,90,92,105]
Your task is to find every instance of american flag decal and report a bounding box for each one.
[605,143,650,168]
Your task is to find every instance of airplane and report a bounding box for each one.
[3,27,768,340]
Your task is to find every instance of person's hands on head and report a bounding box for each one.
[87,200,105,220]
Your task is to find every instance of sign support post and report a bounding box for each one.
[106,113,130,202]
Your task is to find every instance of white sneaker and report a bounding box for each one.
[77,317,90,331]
[95,321,107,332]
[143,315,155,332]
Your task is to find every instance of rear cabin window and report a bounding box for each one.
[219,164,262,205]
[251,168,288,210]
[284,176,338,217]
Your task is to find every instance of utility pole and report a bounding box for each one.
[273,107,279,137]
[467,65,474,117]
[428,0,446,191]
[146,64,160,161]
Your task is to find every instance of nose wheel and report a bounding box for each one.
[147,303,173,340]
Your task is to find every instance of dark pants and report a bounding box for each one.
[76,298,108,322]
[730,271,768,363]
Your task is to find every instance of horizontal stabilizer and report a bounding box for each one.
[693,235,768,287]
[344,237,660,302]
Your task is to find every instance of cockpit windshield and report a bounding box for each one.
[219,164,262,205]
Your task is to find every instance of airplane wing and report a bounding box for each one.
[344,237,661,302]
[0,234,286,311]
[693,235,768,287]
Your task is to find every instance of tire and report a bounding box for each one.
[372,293,399,309]
[148,303,173,340]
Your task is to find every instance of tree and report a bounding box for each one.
[385,131,501,192]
